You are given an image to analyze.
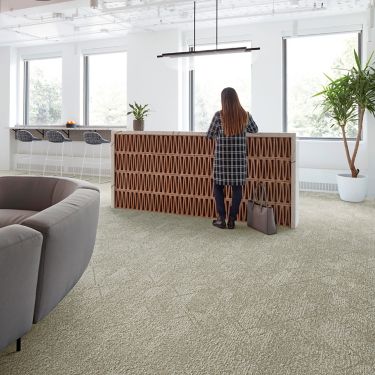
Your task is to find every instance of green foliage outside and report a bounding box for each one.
[28,68,61,125]
[90,85,127,126]
[288,35,358,138]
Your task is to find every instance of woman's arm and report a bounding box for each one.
[247,113,258,133]
[206,112,220,139]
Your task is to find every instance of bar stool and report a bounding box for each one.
[43,130,73,176]
[80,131,110,183]
[16,130,42,174]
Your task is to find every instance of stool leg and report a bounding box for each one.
[60,142,64,176]
[70,142,74,176]
[43,142,50,176]
[80,143,88,180]
[28,141,33,175]
[92,144,95,180]
[16,338,21,352]
[99,143,102,184]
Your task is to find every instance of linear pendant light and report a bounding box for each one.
[157,0,260,58]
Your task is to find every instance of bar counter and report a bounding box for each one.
[10,125,127,141]
[112,131,298,228]
[9,125,123,176]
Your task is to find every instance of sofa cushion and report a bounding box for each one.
[51,178,99,205]
[0,176,99,211]
[0,209,38,228]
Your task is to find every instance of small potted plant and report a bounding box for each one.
[127,102,150,131]
[315,51,375,202]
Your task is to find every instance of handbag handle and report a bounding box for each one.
[253,182,268,209]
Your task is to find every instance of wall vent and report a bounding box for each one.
[299,181,338,193]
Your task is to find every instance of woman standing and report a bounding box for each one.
[207,87,258,229]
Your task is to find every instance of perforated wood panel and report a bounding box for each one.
[113,132,296,227]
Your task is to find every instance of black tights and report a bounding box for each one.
[213,184,243,220]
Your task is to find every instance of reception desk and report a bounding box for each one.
[112,131,297,228]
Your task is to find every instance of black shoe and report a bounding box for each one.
[227,217,235,229]
[212,217,226,229]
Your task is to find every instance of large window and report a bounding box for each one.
[24,57,62,125]
[83,51,127,126]
[284,31,361,138]
[190,42,252,132]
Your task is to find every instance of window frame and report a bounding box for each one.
[23,56,62,126]
[282,30,363,140]
[82,50,127,126]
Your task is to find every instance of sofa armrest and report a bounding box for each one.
[0,225,42,351]
[22,189,100,322]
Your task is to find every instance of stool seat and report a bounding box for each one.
[83,131,110,145]
[46,130,72,143]
[16,130,42,142]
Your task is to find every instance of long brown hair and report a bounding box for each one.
[220,87,248,137]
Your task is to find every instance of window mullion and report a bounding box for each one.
[23,60,29,126]
[83,55,89,126]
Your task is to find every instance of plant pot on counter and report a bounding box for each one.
[133,120,144,131]
[337,174,368,203]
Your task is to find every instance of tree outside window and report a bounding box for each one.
[26,57,62,125]
[286,32,360,138]
[84,52,127,126]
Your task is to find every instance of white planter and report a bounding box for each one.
[336,174,368,203]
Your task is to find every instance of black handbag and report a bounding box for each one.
[247,182,277,235]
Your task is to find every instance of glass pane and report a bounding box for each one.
[193,43,252,132]
[28,58,62,125]
[287,32,358,138]
[87,52,127,126]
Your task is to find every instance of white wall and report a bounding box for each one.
[16,30,181,130]
[125,31,181,131]
[183,13,372,193]
[1,11,375,197]
[2,29,181,170]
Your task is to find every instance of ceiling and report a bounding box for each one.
[0,0,370,47]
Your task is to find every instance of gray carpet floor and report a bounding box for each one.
[1,183,375,375]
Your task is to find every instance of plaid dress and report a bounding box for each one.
[207,111,258,186]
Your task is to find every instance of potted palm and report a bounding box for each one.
[315,51,375,202]
[127,102,150,131]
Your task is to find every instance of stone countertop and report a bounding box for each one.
[113,130,296,138]
[10,126,128,130]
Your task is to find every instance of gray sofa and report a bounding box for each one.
[0,176,100,352]
[0,225,42,352]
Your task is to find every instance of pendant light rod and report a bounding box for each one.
[193,1,196,51]
[216,0,218,49]
[157,0,261,59]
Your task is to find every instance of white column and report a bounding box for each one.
[251,28,283,133]
[62,44,81,124]
[0,47,16,170]
[126,30,180,131]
